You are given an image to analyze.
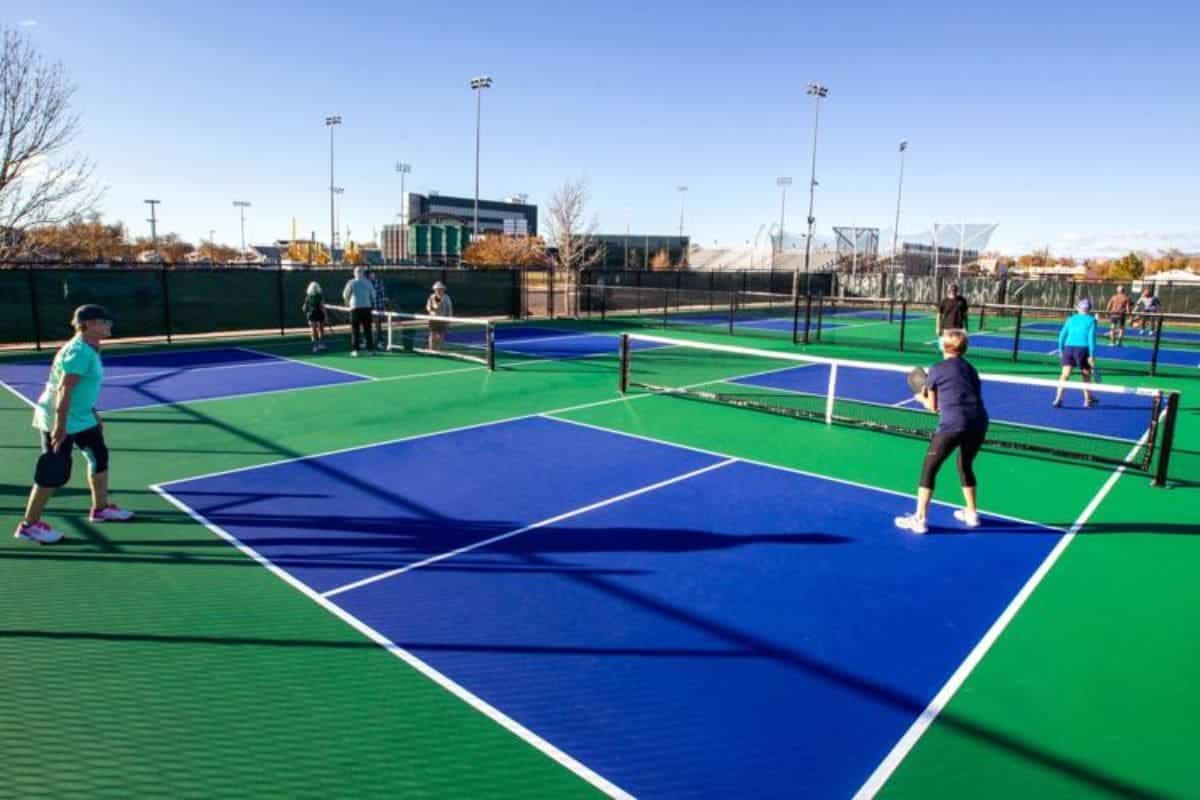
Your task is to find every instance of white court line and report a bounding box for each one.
[103,358,304,382]
[235,346,375,381]
[149,484,634,800]
[544,415,1066,534]
[105,363,481,415]
[0,378,37,409]
[322,458,737,598]
[852,427,1156,799]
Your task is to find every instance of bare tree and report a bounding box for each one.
[0,26,99,258]
[546,178,603,276]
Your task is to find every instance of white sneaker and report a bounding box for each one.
[953,509,981,528]
[14,520,65,544]
[350,350,359,358]
[894,513,928,534]
[90,504,134,522]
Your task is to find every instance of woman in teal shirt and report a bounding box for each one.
[1053,298,1097,408]
[16,305,135,545]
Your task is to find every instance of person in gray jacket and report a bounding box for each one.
[342,267,376,356]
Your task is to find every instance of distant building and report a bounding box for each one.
[406,193,537,237]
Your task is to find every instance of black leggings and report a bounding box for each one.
[350,308,376,351]
[38,425,109,486]
[919,428,985,491]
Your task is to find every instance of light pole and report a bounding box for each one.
[676,186,688,240]
[144,199,160,253]
[891,141,907,279]
[233,200,251,258]
[470,75,493,239]
[332,187,344,253]
[774,177,792,271]
[753,223,767,270]
[796,82,828,304]
[325,115,342,261]
[395,162,411,260]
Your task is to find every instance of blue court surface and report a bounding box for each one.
[493,327,662,359]
[157,415,1062,798]
[968,332,1200,367]
[734,362,1156,443]
[1021,321,1200,345]
[0,346,367,411]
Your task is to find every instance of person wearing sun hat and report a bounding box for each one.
[1053,297,1098,408]
[424,280,453,352]
[15,304,134,545]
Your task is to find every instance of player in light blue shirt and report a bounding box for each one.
[16,305,134,545]
[1053,298,1098,408]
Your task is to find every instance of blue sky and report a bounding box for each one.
[10,0,1199,256]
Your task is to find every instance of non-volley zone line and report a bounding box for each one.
[155,414,1063,798]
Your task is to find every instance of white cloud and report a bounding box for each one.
[1049,230,1200,258]
[19,19,38,27]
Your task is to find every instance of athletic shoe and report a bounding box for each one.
[894,513,928,535]
[350,350,359,358]
[953,509,981,528]
[312,344,320,353]
[90,504,134,522]
[14,520,65,544]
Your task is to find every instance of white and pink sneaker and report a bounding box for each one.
[90,504,134,522]
[14,520,65,544]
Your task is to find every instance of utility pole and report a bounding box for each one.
[144,200,161,256]
[395,162,411,260]
[233,201,251,258]
[774,177,792,271]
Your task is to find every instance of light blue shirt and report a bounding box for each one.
[34,336,104,434]
[1058,313,1097,356]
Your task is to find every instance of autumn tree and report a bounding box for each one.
[193,240,241,263]
[25,214,129,261]
[286,240,330,265]
[648,248,673,270]
[131,233,193,264]
[0,27,100,258]
[1103,252,1145,281]
[462,233,548,268]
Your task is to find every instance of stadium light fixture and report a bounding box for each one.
[677,185,688,239]
[395,162,412,260]
[233,201,251,257]
[891,141,908,277]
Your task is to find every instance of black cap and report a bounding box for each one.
[72,304,114,325]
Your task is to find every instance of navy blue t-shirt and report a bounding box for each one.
[926,357,988,433]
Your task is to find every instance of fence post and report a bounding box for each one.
[898,301,908,352]
[1068,281,1078,309]
[160,266,173,344]
[276,265,285,337]
[801,294,813,345]
[27,265,43,351]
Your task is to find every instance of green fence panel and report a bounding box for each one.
[33,268,166,343]
[0,268,37,346]
[166,268,280,336]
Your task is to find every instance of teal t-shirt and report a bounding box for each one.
[33,336,104,434]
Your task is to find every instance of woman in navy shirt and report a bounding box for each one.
[895,329,989,535]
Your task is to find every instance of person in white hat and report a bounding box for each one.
[425,281,453,352]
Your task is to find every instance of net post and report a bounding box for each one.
[663,289,669,329]
[978,303,987,331]
[791,293,800,345]
[728,292,736,336]
[26,265,42,351]
[600,286,607,322]
[1152,391,1180,487]
[1012,306,1023,362]
[160,265,173,344]
[824,362,838,424]
[618,334,631,393]
[898,301,908,352]
[1149,314,1164,377]
[888,295,896,324]
[486,323,496,370]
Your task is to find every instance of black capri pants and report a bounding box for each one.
[919,427,986,491]
[38,424,109,486]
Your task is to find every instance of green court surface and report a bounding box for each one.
[1,315,1197,799]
